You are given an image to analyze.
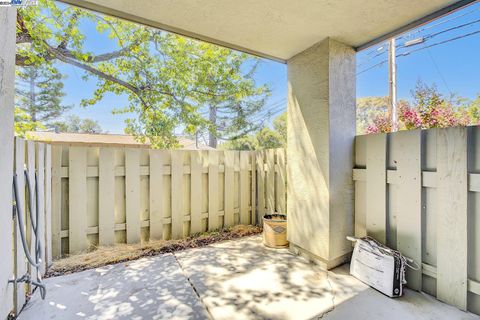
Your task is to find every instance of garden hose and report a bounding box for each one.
[12,169,46,300]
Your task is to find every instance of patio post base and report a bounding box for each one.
[289,242,352,270]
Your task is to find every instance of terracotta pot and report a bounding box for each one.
[263,214,288,248]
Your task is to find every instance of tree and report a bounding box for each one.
[221,135,258,150]
[256,127,284,149]
[14,107,43,137]
[52,115,103,133]
[191,52,270,148]
[272,112,287,146]
[15,63,71,129]
[221,112,286,150]
[16,1,270,149]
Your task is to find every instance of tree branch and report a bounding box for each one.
[57,10,79,50]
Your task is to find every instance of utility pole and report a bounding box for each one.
[388,38,398,132]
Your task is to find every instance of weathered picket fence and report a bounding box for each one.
[50,146,286,257]
[354,126,480,315]
[10,137,52,315]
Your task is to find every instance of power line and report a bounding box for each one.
[357,28,480,75]
[362,13,480,66]
[397,5,480,40]
[397,17,480,49]
[357,60,388,75]
[398,28,480,56]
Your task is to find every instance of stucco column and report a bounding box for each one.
[287,38,355,269]
[0,7,16,318]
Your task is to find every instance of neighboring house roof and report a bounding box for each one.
[26,131,214,150]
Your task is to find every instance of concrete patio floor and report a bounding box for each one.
[20,236,479,320]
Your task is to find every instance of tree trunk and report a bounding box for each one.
[29,68,36,122]
[209,105,217,148]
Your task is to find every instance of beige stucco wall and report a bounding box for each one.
[0,7,16,318]
[287,38,355,268]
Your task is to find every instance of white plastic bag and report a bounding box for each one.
[347,236,418,298]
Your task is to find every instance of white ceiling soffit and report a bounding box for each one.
[59,0,473,62]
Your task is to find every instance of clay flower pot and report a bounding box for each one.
[262,214,288,248]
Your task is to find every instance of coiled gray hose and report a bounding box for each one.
[12,170,46,299]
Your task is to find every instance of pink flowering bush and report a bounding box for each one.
[361,81,480,134]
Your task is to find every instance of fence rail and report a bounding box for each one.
[354,127,480,315]
[51,147,286,257]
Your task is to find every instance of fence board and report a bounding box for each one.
[190,151,203,233]
[208,151,219,230]
[396,130,422,291]
[251,152,257,225]
[99,148,115,246]
[240,152,249,224]
[366,133,387,243]
[354,136,367,238]
[224,151,235,227]
[256,151,266,220]
[125,148,141,244]
[26,141,36,290]
[69,147,88,253]
[44,145,52,267]
[276,149,286,213]
[149,150,165,239]
[14,138,26,310]
[266,149,275,214]
[36,143,46,274]
[436,127,468,310]
[51,146,62,258]
[171,151,184,238]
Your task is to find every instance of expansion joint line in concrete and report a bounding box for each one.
[172,253,214,320]
[317,270,336,319]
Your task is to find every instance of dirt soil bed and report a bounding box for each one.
[46,225,262,278]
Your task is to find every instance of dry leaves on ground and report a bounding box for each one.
[46,225,262,277]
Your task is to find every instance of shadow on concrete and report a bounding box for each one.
[20,254,209,320]
[174,236,365,320]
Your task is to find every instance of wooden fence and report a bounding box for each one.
[50,146,286,257]
[11,137,52,315]
[354,126,480,315]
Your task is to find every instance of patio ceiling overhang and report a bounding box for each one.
[59,0,475,62]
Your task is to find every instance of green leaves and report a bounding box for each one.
[16,1,271,148]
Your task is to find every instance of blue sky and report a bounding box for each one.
[357,2,480,100]
[57,2,480,133]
